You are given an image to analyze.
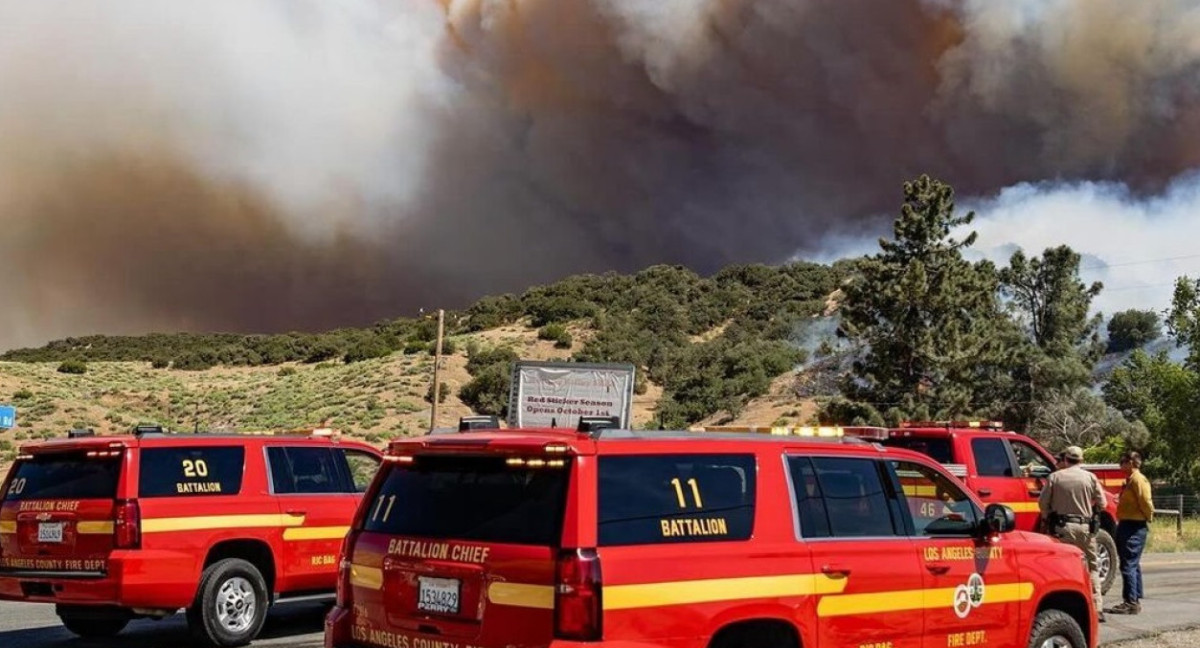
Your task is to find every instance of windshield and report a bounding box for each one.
[4,452,122,501]
[359,455,569,546]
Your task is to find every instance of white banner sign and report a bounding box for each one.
[508,361,635,429]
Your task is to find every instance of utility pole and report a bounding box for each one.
[429,309,445,431]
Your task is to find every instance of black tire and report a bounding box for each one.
[1096,529,1118,595]
[58,613,130,638]
[1026,609,1087,648]
[187,558,270,647]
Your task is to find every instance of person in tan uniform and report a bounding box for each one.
[1039,445,1107,621]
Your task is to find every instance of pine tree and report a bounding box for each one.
[836,175,1012,423]
[997,245,1104,430]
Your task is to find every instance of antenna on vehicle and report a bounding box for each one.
[658,413,666,431]
[550,417,557,429]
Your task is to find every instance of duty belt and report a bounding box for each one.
[1059,514,1090,524]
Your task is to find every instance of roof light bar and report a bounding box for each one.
[899,420,1005,430]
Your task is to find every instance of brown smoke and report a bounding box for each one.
[3,0,1200,350]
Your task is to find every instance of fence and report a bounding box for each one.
[1148,492,1200,538]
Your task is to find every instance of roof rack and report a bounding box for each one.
[68,428,96,439]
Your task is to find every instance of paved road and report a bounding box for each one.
[2,554,1198,647]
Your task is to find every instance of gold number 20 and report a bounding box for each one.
[182,459,209,478]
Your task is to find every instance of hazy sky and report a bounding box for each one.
[3,0,1200,350]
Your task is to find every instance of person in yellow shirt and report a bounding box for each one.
[1107,451,1154,615]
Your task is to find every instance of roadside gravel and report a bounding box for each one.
[1106,625,1200,647]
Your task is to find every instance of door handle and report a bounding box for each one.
[926,563,951,575]
[821,564,852,577]
[285,509,307,516]
[977,489,992,497]
[1028,489,1042,497]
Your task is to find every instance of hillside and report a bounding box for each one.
[0,320,672,469]
[0,262,850,467]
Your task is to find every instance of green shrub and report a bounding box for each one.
[403,340,426,355]
[150,357,170,369]
[277,366,298,377]
[12,388,33,400]
[459,364,511,416]
[172,353,214,371]
[538,323,573,348]
[426,338,458,356]
[344,337,391,363]
[425,382,451,404]
[57,359,87,375]
[466,346,519,376]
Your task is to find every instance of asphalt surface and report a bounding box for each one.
[1,553,1198,648]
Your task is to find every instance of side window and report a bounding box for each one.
[339,449,381,493]
[971,438,1015,477]
[890,460,979,536]
[809,457,901,537]
[786,456,831,538]
[139,447,244,497]
[597,453,756,546]
[267,447,346,494]
[1009,440,1054,477]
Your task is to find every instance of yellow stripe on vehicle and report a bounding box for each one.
[1102,479,1125,487]
[604,573,848,611]
[817,582,1034,617]
[142,513,305,534]
[349,564,383,590]
[0,521,14,534]
[488,583,555,609]
[902,485,938,497]
[1000,502,1041,513]
[282,526,349,541]
[76,521,115,535]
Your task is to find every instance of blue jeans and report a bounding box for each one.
[1116,520,1148,604]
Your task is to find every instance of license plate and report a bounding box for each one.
[417,576,460,615]
[37,522,64,543]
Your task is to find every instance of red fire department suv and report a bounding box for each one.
[325,417,1099,648]
[0,426,382,646]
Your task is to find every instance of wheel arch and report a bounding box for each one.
[202,539,278,599]
[1035,590,1091,648]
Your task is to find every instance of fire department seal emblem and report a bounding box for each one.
[953,573,986,619]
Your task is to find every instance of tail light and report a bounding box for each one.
[554,548,602,641]
[113,499,140,549]
[336,529,361,608]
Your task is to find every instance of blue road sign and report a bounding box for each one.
[0,405,15,429]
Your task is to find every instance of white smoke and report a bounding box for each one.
[963,173,1200,319]
[0,0,446,236]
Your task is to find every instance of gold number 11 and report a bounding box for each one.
[670,477,704,508]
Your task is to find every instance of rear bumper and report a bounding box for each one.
[325,605,671,648]
[0,548,198,609]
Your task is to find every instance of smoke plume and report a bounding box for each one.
[3,0,1200,350]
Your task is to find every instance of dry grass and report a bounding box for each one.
[1145,517,1200,553]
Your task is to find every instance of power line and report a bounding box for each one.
[1079,253,1200,272]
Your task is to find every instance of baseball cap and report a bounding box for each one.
[1063,446,1084,461]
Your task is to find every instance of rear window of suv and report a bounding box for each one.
[4,452,121,501]
[360,455,569,546]
[598,453,756,546]
[139,446,245,497]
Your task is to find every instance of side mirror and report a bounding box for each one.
[1029,465,1052,480]
[980,503,1016,536]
